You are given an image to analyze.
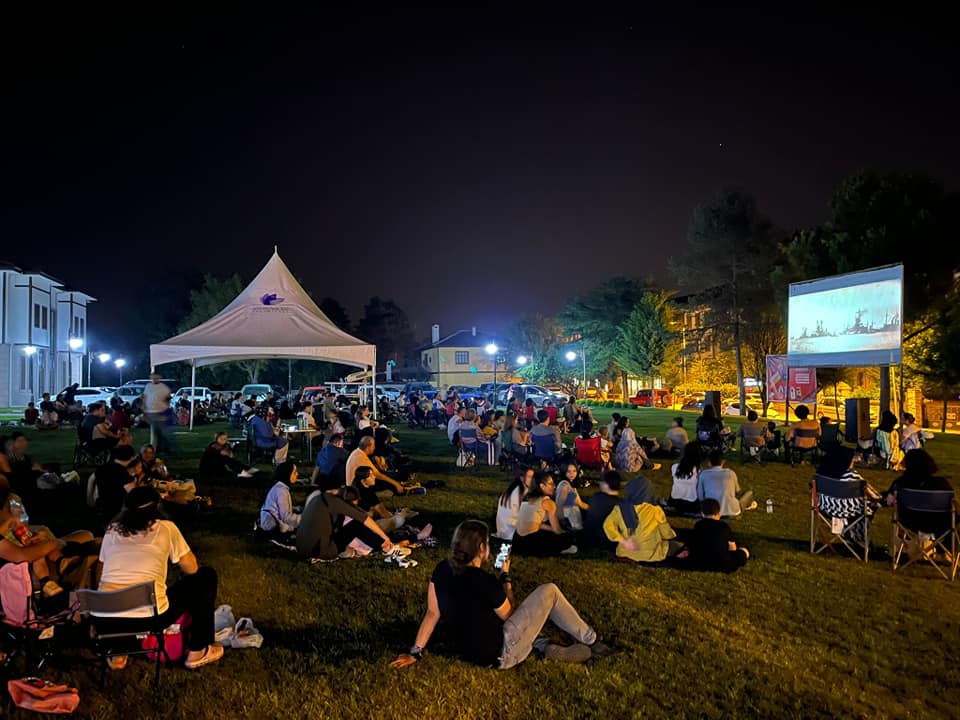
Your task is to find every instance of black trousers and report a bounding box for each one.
[92,566,218,652]
[512,529,576,557]
[333,519,384,553]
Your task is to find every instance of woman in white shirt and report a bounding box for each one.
[495,469,534,540]
[899,413,923,453]
[95,486,222,670]
[259,462,301,538]
[669,441,703,514]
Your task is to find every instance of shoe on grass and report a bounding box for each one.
[560,545,578,555]
[238,468,258,478]
[744,500,759,511]
[184,644,224,669]
[107,655,128,671]
[544,643,591,663]
[589,640,615,658]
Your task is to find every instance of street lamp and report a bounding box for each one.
[516,355,528,365]
[87,352,112,386]
[67,337,83,387]
[23,346,37,400]
[114,358,126,385]
[565,347,587,398]
[485,343,500,409]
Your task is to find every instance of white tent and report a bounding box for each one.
[150,250,376,428]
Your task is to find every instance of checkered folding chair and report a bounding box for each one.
[810,474,870,561]
[892,489,959,581]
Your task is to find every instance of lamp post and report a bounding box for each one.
[114,358,126,385]
[68,337,83,387]
[24,345,37,400]
[485,343,500,409]
[565,346,587,399]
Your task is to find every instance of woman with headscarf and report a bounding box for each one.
[602,480,681,563]
[613,417,659,474]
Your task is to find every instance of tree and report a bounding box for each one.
[357,297,415,366]
[612,291,674,384]
[670,189,780,414]
[177,273,264,384]
[319,297,353,334]
[506,314,566,385]
[903,288,960,431]
[739,305,786,414]
[559,277,653,397]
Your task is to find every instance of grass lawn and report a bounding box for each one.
[2,408,959,719]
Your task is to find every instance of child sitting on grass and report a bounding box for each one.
[684,498,750,574]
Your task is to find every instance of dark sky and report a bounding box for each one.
[3,6,958,361]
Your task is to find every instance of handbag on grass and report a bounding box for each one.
[142,612,192,662]
[8,678,80,714]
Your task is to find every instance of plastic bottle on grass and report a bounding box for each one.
[766,498,774,514]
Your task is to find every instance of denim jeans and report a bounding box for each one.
[498,583,596,669]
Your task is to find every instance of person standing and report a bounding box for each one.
[142,373,176,454]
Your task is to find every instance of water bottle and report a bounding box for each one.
[766,498,774,514]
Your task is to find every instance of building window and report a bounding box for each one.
[80,318,85,337]
[41,306,48,330]
[34,304,41,328]
[455,351,469,365]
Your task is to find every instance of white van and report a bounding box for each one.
[240,384,274,402]
[172,387,213,405]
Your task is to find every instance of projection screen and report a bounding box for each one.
[787,264,903,367]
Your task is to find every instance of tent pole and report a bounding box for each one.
[371,353,377,420]
[189,359,196,431]
[149,365,156,447]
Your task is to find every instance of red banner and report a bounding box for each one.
[766,355,817,404]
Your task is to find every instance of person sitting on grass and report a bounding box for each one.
[603,479,682,564]
[346,436,405,496]
[199,431,259,479]
[698,449,756,517]
[258,461,302,544]
[563,396,581,434]
[22,402,39,426]
[522,398,537,430]
[663,417,688,455]
[94,486,223,670]
[0,486,98,598]
[313,433,348,489]
[495,468,535,541]
[139,444,170,483]
[684,498,750,573]
[530,409,562,458]
[555,463,590,531]
[95,446,143,521]
[669,441,703,514]
[613,417,660,473]
[390,519,611,670]
[511,472,578,557]
[351,466,417,533]
[295,484,395,561]
[584,470,622,550]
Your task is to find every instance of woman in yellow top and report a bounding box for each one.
[603,481,683,563]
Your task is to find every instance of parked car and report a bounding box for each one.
[401,382,438,400]
[240,383,283,402]
[446,385,484,401]
[122,378,182,393]
[375,383,404,401]
[816,397,878,425]
[630,388,673,408]
[172,387,213,406]
[723,401,779,419]
[66,387,117,408]
[496,384,565,407]
[680,393,706,412]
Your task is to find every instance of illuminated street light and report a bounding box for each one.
[68,337,83,350]
[23,345,37,356]
[114,358,127,384]
[516,355,528,365]
[485,343,501,408]
[565,350,577,362]
[98,352,111,363]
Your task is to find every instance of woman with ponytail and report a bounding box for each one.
[390,519,611,670]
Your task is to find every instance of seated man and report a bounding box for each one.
[37,393,60,429]
[298,402,323,440]
[663,417,689,455]
[684,498,750,573]
[737,411,769,457]
[22,402,39,426]
[313,433,348,489]
[529,410,562,460]
[295,485,395,561]
[250,406,289,463]
[345,436,404,495]
[199,431,259,479]
[785,404,820,452]
[94,446,142,520]
[697,449,755,517]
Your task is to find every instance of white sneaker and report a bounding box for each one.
[383,547,413,562]
[238,469,256,478]
[560,545,579,555]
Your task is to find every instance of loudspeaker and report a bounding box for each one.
[704,391,722,418]
[844,398,871,442]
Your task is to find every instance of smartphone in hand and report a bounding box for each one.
[494,542,511,570]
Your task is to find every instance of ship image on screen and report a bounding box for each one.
[787,265,902,367]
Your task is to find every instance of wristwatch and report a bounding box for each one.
[409,645,423,660]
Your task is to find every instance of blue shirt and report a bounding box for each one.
[251,416,277,447]
[316,444,348,475]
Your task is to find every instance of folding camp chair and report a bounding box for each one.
[875,429,904,470]
[892,489,959,581]
[790,428,821,466]
[76,582,170,695]
[532,433,562,468]
[810,474,870,561]
[574,436,604,472]
[457,427,479,469]
[738,424,768,464]
[0,563,77,672]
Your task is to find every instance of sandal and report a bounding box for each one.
[107,655,128,671]
[184,644,224,669]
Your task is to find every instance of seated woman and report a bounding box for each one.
[603,481,682,563]
[663,417,689,455]
[669,441,703,514]
[295,485,395,561]
[816,446,881,547]
[695,404,726,450]
[883,449,954,538]
[390,519,609,670]
[874,410,904,469]
[250,406,289,464]
[374,427,415,483]
[199,432,258,479]
[139,444,169,483]
[511,472,577,557]
[22,402,39,426]
[613,417,659,474]
[555,463,589,531]
[258,462,302,542]
[356,406,379,432]
[495,469,535,541]
[94,486,223,670]
[0,487,97,598]
[899,413,924,453]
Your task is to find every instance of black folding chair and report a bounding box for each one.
[76,582,169,694]
[739,424,768,464]
[892,489,959,581]
[790,428,821,466]
[810,474,870,561]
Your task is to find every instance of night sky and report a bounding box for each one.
[3,6,958,364]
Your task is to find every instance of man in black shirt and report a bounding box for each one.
[584,471,621,550]
[686,498,749,574]
[95,446,141,521]
[295,487,394,561]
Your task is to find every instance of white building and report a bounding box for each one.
[0,262,96,408]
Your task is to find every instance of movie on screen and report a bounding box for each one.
[787,264,903,367]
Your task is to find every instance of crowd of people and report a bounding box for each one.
[1,383,956,679]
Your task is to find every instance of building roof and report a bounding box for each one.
[1,261,97,301]
[417,328,495,351]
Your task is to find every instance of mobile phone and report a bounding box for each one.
[494,542,511,569]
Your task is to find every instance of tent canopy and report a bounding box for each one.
[150,251,375,370]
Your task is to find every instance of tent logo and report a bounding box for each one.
[260,293,285,306]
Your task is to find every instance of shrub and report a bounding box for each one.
[604,400,616,408]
